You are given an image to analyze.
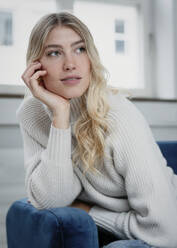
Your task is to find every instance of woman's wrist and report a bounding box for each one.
[52,116,69,129]
[52,107,70,129]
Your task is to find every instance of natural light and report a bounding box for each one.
[0,0,144,91]
[0,0,57,86]
[74,0,144,89]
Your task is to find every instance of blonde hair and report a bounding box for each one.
[26,12,119,175]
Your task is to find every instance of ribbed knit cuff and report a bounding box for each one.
[89,206,126,239]
[45,124,71,161]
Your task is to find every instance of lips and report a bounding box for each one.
[61,75,82,81]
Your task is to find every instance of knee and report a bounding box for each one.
[49,206,96,230]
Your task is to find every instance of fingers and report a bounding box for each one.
[22,61,40,78]
[30,70,47,96]
[31,70,46,80]
[21,62,47,99]
[21,61,45,88]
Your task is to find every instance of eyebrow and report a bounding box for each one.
[44,39,84,50]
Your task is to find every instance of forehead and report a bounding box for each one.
[45,26,82,45]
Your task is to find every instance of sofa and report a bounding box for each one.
[6,141,177,248]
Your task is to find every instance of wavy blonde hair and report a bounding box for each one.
[26,12,119,175]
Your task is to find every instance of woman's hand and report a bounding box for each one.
[22,61,71,128]
[70,200,93,213]
[21,61,70,114]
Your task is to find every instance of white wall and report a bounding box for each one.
[153,0,177,99]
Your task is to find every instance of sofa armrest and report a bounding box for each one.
[157,141,177,174]
[6,198,99,248]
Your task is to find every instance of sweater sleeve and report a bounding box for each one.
[89,95,177,248]
[17,98,82,209]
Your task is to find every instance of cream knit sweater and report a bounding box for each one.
[17,91,177,248]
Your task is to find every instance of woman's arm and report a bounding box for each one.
[89,95,177,248]
[17,97,82,210]
[19,61,83,209]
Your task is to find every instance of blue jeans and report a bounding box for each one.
[102,239,154,248]
[97,226,154,248]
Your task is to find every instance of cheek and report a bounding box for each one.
[41,62,52,73]
[40,65,54,89]
[87,59,91,74]
[82,58,91,75]
[40,58,59,72]
[39,59,62,90]
[42,64,61,81]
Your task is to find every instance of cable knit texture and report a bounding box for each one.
[16,91,177,248]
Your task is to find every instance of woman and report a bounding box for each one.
[17,12,177,248]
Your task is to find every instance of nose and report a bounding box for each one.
[63,54,76,71]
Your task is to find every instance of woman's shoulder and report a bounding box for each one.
[106,88,149,129]
[107,88,136,113]
[16,96,51,131]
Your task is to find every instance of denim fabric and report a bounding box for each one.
[97,226,154,248]
[102,239,155,248]
[6,198,99,248]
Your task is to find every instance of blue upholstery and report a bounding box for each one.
[157,141,177,174]
[6,141,177,248]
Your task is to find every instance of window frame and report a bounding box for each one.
[0,0,154,98]
[0,10,13,46]
[72,0,154,97]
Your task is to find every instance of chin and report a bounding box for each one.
[62,91,85,99]
[46,85,86,99]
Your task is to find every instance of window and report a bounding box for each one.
[74,0,152,97]
[115,20,125,54]
[115,40,125,53]
[115,19,124,34]
[0,0,154,98]
[0,11,13,46]
[0,0,57,88]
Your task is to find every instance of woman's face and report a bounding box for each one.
[39,25,91,99]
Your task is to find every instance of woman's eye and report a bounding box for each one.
[47,51,60,57]
[76,46,86,54]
